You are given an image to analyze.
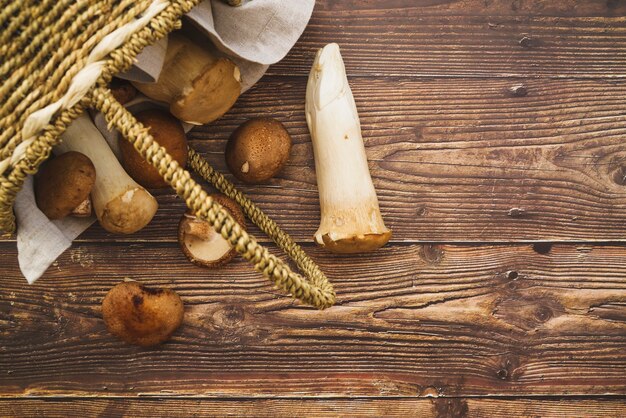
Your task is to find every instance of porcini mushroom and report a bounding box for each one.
[225,118,292,184]
[118,109,188,189]
[102,281,184,347]
[305,43,391,253]
[35,151,96,219]
[132,32,242,125]
[56,114,158,234]
[179,194,246,267]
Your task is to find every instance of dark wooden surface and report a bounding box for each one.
[2,0,626,416]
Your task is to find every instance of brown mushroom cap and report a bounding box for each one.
[119,109,188,189]
[171,57,241,125]
[35,151,96,220]
[102,281,184,347]
[179,194,246,268]
[131,33,242,125]
[109,78,137,105]
[225,118,292,184]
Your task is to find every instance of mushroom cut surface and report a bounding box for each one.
[179,194,246,268]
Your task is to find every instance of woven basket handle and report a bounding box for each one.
[90,87,335,309]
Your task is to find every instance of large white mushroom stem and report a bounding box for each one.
[305,43,391,253]
[56,114,158,234]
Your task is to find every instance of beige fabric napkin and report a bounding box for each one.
[14,0,315,283]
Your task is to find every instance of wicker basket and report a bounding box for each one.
[0,0,335,309]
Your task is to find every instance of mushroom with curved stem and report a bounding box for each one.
[56,114,158,234]
[305,43,391,253]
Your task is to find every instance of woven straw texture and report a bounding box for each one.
[0,0,336,309]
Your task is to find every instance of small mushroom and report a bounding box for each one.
[35,151,96,220]
[225,118,292,184]
[179,194,246,267]
[108,78,137,105]
[119,109,188,189]
[102,281,184,347]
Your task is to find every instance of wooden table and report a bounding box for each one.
[2,1,626,416]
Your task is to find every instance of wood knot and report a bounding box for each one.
[534,305,553,322]
[493,296,563,331]
[214,305,246,328]
[496,355,522,381]
[419,244,444,265]
[612,166,626,185]
[508,84,528,97]
[532,242,552,254]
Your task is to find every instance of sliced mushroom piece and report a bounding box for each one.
[102,281,184,347]
[179,194,246,268]
[35,151,96,220]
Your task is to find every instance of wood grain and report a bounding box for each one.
[269,1,626,78]
[4,77,626,243]
[3,0,626,409]
[316,0,626,17]
[2,242,625,396]
[2,397,625,418]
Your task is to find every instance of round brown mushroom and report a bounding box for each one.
[119,109,188,189]
[102,281,184,347]
[179,194,246,268]
[225,118,292,184]
[35,151,96,220]
[108,78,138,105]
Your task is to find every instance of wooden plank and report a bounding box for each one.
[190,77,626,243]
[315,0,626,17]
[268,1,626,78]
[2,397,626,418]
[1,242,625,397]
[5,77,626,243]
